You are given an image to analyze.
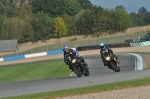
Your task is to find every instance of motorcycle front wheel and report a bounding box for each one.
[110,61,120,72]
[73,66,82,77]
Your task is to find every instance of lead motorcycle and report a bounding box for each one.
[67,55,90,77]
[102,50,120,72]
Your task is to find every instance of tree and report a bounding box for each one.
[32,0,62,17]
[109,9,131,33]
[137,7,148,26]
[13,0,34,43]
[130,12,139,26]
[115,5,126,11]
[89,6,107,35]
[0,15,6,39]
[14,0,32,20]
[74,6,110,36]
[74,9,92,35]
[32,0,81,17]
[19,16,34,44]
[32,12,53,42]
[62,13,75,36]
[78,0,93,9]
[145,12,150,25]
[63,0,82,16]
[0,17,26,40]
[138,7,147,14]
[53,17,67,38]
[0,0,16,17]
[130,7,150,26]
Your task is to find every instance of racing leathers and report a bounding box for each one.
[100,46,118,66]
[63,49,88,71]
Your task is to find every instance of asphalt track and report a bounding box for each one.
[0,53,150,98]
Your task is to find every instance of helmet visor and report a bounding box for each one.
[64,48,68,52]
[100,46,104,49]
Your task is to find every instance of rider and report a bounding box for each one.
[62,45,89,71]
[99,42,119,66]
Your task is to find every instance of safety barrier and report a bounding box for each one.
[0,50,63,62]
[130,41,150,47]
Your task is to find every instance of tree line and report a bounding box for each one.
[0,0,150,44]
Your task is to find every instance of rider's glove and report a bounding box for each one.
[64,58,68,63]
[64,60,67,63]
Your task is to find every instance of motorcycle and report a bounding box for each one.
[67,56,90,77]
[103,51,120,72]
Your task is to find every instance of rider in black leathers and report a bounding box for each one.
[62,45,89,71]
[100,42,119,66]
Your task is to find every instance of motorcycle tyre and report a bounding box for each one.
[73,66,82,77]
[110,61,120,72]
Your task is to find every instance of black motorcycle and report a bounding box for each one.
[67,56,90,77]
[103,51,120,72]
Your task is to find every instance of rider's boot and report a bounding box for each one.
[103,61,107,66]
[108,66,111,69]
[69,65,73,72]
[116,61,120,66]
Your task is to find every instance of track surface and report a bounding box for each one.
[0,53,150,98]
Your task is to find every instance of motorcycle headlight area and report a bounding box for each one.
[106,57,110,61]
[72,59,76,63]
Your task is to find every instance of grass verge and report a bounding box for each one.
[1,76,150,99]
[0,60,70,82]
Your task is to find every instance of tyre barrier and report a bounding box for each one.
[130,41,150,47]
[76,43,130,51]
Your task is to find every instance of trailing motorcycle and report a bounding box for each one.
[67,56,90,77]
[103,51,120,72]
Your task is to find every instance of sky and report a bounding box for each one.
[89,0,150,13]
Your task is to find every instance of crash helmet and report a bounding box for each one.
[62,45,69,52]
[100,42,105,50]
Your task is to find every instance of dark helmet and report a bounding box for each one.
[62,45,69,52]
[100,42,105,50]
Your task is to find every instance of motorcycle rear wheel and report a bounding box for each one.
[84,69,90,76]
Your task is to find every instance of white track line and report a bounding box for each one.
[70,72,74,76]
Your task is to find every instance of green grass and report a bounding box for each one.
[1,76,150,99]
[0,60,70,82]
